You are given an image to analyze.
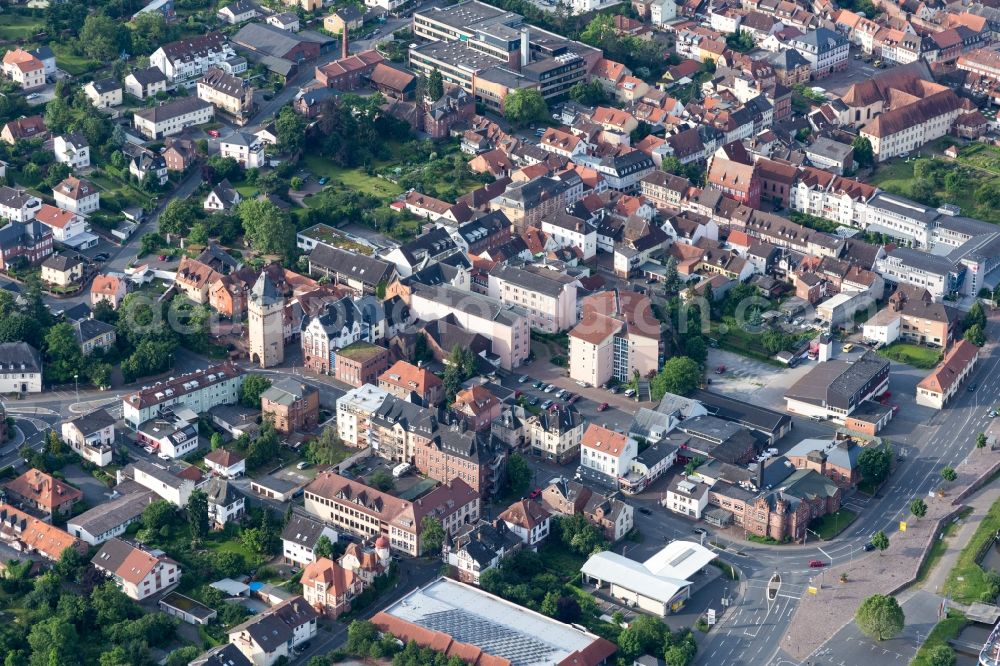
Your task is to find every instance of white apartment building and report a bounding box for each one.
[541,212,597,260]
[580,423,638,482]
[650,0,676,24]
[150,32,236,81]
[336,384,389,447]
[862,94,965,162]
[133,98,214,140]
[664,476,710,519]
[789,172,875,230]
[875,247,956,301]
[53,176,100,216]
[862,192,938,248]
[790,28,849,76]
[0,342,42,394]
[282,513,339,567]
[124,459,196,506]
[53,134,90,169]
[61,408,115,467]
[486,263,579,333]
[138,412,199,459]
[525,406,585,464]
[568,0,624,14]
[122,362,245,429]
[197,67,253,123]
[220,131,265,168]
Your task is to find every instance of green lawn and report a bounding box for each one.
[50,43,101,77]
[809,509,857,540]
[915,506,973,586]
[954,142,1000,176]
[877,342,942,369]
[301,153,403,201]
[0,15,43,42]
[942,497,1000,603]
[911,612,966,666]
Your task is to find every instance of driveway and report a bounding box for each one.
[62,462,115,506]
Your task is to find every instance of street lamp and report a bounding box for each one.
[73,373,79,405]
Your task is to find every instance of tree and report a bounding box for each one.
[427,68,444,101]
[28,616,78,666]
[569,80,607,106]
[54,547,86,583]
[965,323,986,347]
[247,424,281,469]
[314,535,334,559]
[870,530,890,555]
[504,88,548,126]
[851,135,874,168]
[725,29,754,52]
[684,336,708,365]
[924,644,956,666]
[91,581,137,626]
[166,647,203,666]
[347,620,380,656]
[80,13,127,61]
[941,466,957,483]
[207,155,240,182]
[507,452,531,497]
[141,500,176,531]
[370,469,394,491]
[240,374,272,408]
[275,106,307,154]
[420,516,445,555]
[187,488,209,542]
[857,444,892,485]
[909,498,927,520]
[211,432,224,450]
[617,615,667,660]
[977,433,988,449]
[237,199,296,258]
[966,301,987,330]
[651,356,702,399]
[306,427,345,465]
[43,322,83,384]
[855,594,904,641]
[159,198,200,237]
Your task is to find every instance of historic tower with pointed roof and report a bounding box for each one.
[248,272,284,368]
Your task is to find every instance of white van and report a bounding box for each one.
[392,463,412,478]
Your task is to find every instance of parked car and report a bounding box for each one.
[715,365,726,374]
[207,129,220,138]
[969,383,978,392]
[609,386,620,394]
[544,384,556,393]
[624,389,636,397]
[638,507,652,515]
[808,560,825,568]
[568,394,581,404]
[597,402,609,411]
[296,461,310,470]
[532,380,544,389]
[519,375,530,383]
[318,177,328,185]
[541,400,553,410]
[529,488,542,499]
[94,253,110,262]
[529,396,540,406]
[576,380,590,388]
[692,527,706,535]
[157,452,172,461]
[863,542,876,552]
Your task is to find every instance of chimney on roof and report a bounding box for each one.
[521,27,530,69]
[342,26,349,61]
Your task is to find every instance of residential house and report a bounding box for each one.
[541,477,634,541]
[499,499,551,548]
[198,68,253,124]
[175,256,222,304]
[61,408,115,467]
[218,0,260,23]
[580,423,639,489]
[203,478,246,528]
[163,138,199,172]
[378,360,444,407]
[74,318,116,356]
[0,220,53,271]
[53,176,100,216]
[0,185,41,222]
[1,115,47,144]
[0,503,85,560]
[204,180,242,212]
[34,204,88,244]
[83,78,124,109]
[282,512,339,567]
[4,468,82,516]
[335,342,391,388]
[260,378,320,435]
[1,49,45,90]
[229,597,318,666]
[267,13,301,32]
[204,448,246,479]
[41,254,83,287]
[91,275,127,309]
[220,131,265,168]
[789,28,849,77]
[452,385,502,432]
[444,520,522,584]
[525,405,585,464]
[125,67,168,99]
[323,5,364,34]
[92,538,181,600]
[128,148,168,185]
[301,556,362,617]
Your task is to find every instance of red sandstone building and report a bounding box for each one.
[260,378,320,435]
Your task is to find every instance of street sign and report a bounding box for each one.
[900,521,907,532]
[807,586,818,595]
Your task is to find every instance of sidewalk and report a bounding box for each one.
[922,485,1000,595]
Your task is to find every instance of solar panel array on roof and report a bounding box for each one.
[420,608,556,665]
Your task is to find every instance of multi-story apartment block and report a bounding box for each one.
[540,209,597,260]
[486,263,578,333]
[122,362,245,428]
[134,98,215,140]
[337,384,389,447]
[378,360,444,407]
[569,289,660,387]
[640,171,690,210]
[414,424,507,497]
[369,394,438,462]
[197,67,253,124]
[408,283,531,370]
[580,424,638,488]
[789,168,876,230]
[490,174,584,231]
[150,33,236,81]
[92,538,180,600]
[303,472,480,556]
[862,285,959,347]
[229,597,317,666]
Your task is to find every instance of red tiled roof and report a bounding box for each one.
[917,339,979,395]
